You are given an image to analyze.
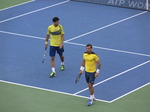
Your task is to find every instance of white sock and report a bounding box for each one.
[61,62,64,65]
[93,94,95,99]
[52,67,56,73]
[90,94,94,99]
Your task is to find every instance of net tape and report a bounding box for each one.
[71,0,149,11]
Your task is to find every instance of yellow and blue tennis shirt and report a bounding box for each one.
[47,24,64,47]
[83,52,99,73]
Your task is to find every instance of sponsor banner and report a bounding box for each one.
[71,0,149,10]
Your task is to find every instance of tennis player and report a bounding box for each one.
[45,17,65,77]
[79,44,101,106]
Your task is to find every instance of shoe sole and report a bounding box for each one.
[60,66,65,71]
[60,68,64,71]
[87,103,93,106]
[87,99,93,106]
[50,74,56,78]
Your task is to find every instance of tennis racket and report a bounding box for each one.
[75,73,82,84]
[42,47,47,63]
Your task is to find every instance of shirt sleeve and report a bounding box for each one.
[47,26,51,35]
[83,53,84,59]
[60,25,64,35]
[95,54,99,61]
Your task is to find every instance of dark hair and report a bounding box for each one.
[52,17,59,22]
[86,44,92,48]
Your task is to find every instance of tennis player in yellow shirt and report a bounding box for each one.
[79,44,101,106]
[45,17,65,77]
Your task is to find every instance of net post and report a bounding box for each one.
[146,0,149,11]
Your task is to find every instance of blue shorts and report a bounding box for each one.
[85,71,96,84]
[49,46,64,57]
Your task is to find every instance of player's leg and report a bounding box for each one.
[57,46,65,71]
[89,74,96,99]
[85,72,93,105]
[49,46,56,77]
[87,83,94,106]
[51,56,56,71]
[85,72,96,106]
[59,55,65,70]
[88,83,94,99]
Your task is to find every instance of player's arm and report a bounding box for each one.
[60,34,64,49]
[79,59,85,75]
[45,26,51,48]
[45,34,49,49]
[95,60,101,77]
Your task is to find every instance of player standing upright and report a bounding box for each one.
[79,44,101,106]
[45,17,65,77]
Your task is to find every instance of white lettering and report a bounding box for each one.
[128,1,137,7]
[108,0,125,5]
[115,0,119,5]
[119,0,125,6]
[108,0,115,5]
[128,1,148,9]
[137,2,144,8]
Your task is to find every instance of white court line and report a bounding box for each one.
[0,30,44,40]
[0,80,110,103]
[73,60,150,95]
[0,0,35,11]
[65,11,148,42]
[110,82,150,103]
[65,42,150,57]
[0,30,150,58]
[0,0,70,24]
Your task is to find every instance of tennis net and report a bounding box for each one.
[71,0,149,11]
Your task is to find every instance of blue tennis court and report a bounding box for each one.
[0,0,150,105]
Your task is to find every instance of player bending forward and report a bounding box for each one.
[79,44,101,106]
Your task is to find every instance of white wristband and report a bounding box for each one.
[80,66,85,71]
[96,69,100,73]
